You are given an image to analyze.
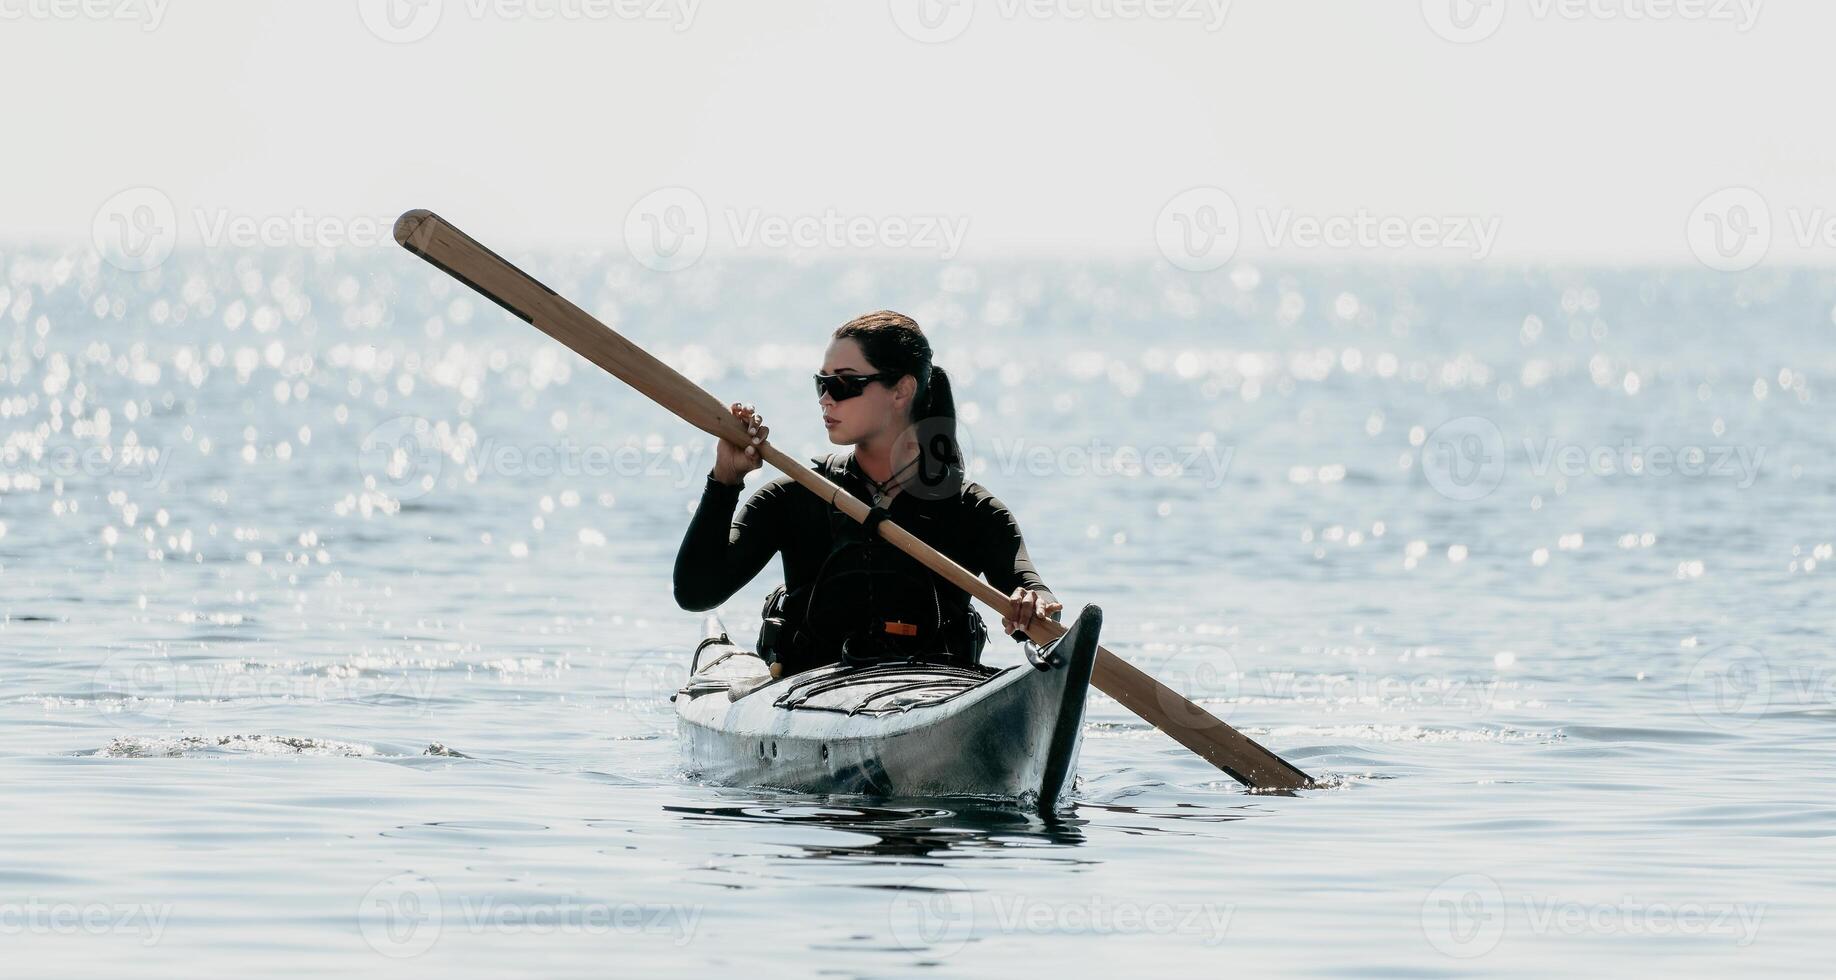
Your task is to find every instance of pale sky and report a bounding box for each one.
[3,0,1829,265]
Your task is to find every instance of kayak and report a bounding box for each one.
[675,604,1104,809]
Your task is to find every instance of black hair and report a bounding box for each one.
[833,310,964,481]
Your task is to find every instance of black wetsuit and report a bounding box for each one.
[673,452,1056,672]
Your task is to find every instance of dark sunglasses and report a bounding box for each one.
[813,371,891,401]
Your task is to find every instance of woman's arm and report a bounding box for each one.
[969,489,1063,633]
[671,475,789,611]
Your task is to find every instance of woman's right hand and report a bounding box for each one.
[711,402,768,486]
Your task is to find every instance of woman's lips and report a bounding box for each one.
[823,417,839,428]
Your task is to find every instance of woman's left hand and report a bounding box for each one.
[1001,587,1063,640]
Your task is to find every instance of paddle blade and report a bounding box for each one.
[1092,647,1313,790]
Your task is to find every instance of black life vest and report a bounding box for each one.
[759,454,987,674]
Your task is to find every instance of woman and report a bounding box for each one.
[673,310,1062,676]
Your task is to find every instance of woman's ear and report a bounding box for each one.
[895,374,918,407]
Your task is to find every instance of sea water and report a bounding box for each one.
[2,246,1830,975]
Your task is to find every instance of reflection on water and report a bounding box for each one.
[664,798,1090,862]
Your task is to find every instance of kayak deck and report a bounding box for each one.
[675,605,1104,809]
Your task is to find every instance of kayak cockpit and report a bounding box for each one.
[772,662,1004,716]
[682,622,1008,715]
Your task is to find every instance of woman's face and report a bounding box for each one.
[819,337,913,446]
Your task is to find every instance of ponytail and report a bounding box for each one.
[916,364,964,471]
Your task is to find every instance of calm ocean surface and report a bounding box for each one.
[3,245,1831,975]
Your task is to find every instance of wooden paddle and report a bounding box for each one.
[393,209,1314,791]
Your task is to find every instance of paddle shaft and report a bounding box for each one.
[393,209,1313,791]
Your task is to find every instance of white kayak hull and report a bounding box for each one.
[675,605,1103,809]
